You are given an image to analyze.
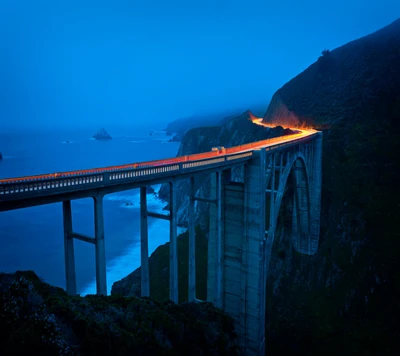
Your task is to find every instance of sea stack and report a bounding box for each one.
[93,128,112,140]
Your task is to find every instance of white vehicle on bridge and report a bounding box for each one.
[212,146,226,154]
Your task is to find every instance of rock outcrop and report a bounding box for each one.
[0,270,239,355]
[93,128,112,140]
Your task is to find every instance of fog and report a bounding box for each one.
[0,0,398,131]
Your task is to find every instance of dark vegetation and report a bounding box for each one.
[0,270,239,355]
[263,18,400,355]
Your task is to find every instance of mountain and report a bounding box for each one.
[93,128,112,140]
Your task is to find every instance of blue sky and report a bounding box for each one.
[0,0,398,130]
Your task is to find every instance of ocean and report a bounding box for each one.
[0,125,182,295]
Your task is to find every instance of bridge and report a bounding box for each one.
[0,124,322,355]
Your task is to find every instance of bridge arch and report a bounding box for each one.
[268,152,313,257]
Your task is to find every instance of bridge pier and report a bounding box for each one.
[208,150,268,354]
[62,200,76,296]
[309,132,323,254]
[169,182,178,303]
[140,187,150,297]
[242,149,267,354]
[207,171,224,308]
[61,194,107,296]
[188,176,196,302]
[94,194,107,296]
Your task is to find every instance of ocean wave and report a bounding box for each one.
[80,188,169,296]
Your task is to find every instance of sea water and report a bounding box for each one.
[0,125,182,295]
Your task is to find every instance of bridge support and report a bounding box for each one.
[207,171,223,308]
[61,194,107,296]
[242,149,267,354]
[309,132,322,254]
[94,194,107,296]
[208,150,268,354]
[188,176,196,302]
[62,200,76,296]
[140,187,150,297]
[169,182,178,303]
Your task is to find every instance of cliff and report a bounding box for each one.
[93,128,112,140]
[0,270,239,355]
[261,18,400,353]
[158,110,295,228]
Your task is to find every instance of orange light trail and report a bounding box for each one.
[0,121,317,185]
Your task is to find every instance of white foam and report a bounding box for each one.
[80,184,170,296]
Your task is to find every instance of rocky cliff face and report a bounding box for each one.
[158,110,296,228]
[262,18,400,354]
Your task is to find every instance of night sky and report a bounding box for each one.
[0,0,398,130]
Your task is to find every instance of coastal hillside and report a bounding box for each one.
[262,18,400,354]
[164,107,267,142]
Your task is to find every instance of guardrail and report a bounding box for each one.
[0,131,317,198]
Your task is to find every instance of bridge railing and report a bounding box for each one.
[0,131,318,198]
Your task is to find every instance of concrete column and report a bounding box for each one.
[243,149,267,354]
[188,176,196,302]
[207,171,224,307]
[269,153,276,232]
[94,195,107,296]
[241,164,249,351]
[207,172,217,303]
[223,182,246,345]
[62,200,76,296]
[309,132,323,254]
[140,186,150,297]
[169,181,178,303]
[215,171,223,308]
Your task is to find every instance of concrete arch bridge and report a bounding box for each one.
[0,126,322,355]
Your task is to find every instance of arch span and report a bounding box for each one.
[270,153,313,256]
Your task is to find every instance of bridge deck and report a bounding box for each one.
[0,130,317,212]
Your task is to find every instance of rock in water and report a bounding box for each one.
[0,152,2,160]
[93,128,112,140]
